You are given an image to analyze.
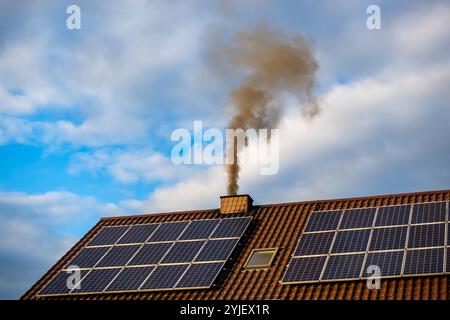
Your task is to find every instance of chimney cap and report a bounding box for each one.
[220,193,253,199]
[220,194,253,214]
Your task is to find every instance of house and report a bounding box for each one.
[22,189,450,300]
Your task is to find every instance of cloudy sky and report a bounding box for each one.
[1,0,449,299]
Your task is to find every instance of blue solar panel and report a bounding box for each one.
[105,267,155,292]
[161,241,205,264]
[39,272,72,295]
[407,223,445,249]
[175,263,224,289]
[331,229,371,253]
[294,231,335,256]
[88,226,129,246]
[96,245,141,267]
[362,251,404,278]
[127,242,172,266]
[39,270,88,295]
[339,208,376,230]
[147,222,189,242]
[74,268,121,294]
[447,248,450,273]
[179,219,219,240]
[304,211,342,232]
[282,256,327,283]
[375,205,411,226]
[38,216,253,295]
[211,217,251,238]
[66,246,110,269]
[369,226,407,251]
[284,202,448,285]
[403,248,444,275]
[322,254,365,281]
[117,224,159,244]
[140,264,188,290]
[411,202,447,224]
[195,239,239,262]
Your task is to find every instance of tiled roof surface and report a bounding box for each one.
[22,189,450,300]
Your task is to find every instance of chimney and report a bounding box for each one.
[220,194,253,214]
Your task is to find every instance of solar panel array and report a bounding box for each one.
[282,201,449,284]
[39,217,251,296]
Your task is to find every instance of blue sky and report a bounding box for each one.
[1,0,449,299]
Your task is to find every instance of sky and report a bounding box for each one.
[0,0,449,299]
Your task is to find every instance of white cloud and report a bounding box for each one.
[392,4,450,63]
[115,166,225,213]
[69,148,196,184]
[0,191,98,223]
[0,116,34,144]
[120,58,450,211]
[52,114,149,147]
[0,0,214,146]
[317,2,450,85]
[1,1,449,149]
[0,35,70,116]
[0,190,104,299]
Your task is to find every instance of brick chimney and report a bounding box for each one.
[220,194,253,214]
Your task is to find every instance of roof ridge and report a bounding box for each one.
[100,188,450,221]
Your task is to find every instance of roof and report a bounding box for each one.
[22,189,450,300]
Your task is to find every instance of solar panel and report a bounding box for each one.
[411,202,447,224]
[179,219,219,240]
[65,246,110,269]
[369,226,407,251]
[195,239,239,262]
[375,205,411,226]
[117,224,159,244]
[340,208,376,230]
[140,264,188,290]
[294,231,335,256]
[148,221,189,242]
[211,217,251,238]
[304,210,342,232]
[362,251,404,278]
[284,202,449,285]
[322,254,365,281]
[38,215,252,296]
[175,262,224,289]
[407,223,445,249]
[127,242,172,266]
[447,248,450,273]
[331,229,371,253]
[73,268,121,294]
[282,256,327,283]
[39,272,72,295]
[161,241,205,264]
[105,267,155,292]
[88,226,129,246]
[39,270,88,295]
[403,248,444,275]
[95,245,141,267]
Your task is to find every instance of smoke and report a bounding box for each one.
[209,25,319,195]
